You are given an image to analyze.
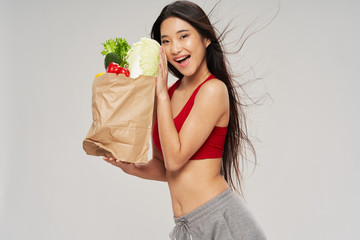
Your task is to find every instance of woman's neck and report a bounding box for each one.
[181,62,211,89]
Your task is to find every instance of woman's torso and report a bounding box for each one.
[166,79,230,218]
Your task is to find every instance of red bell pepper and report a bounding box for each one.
[119,67,130,77]
[107,62,130,77]
[124,68,130,77]
[107,62,122,74]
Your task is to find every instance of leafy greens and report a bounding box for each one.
[101,38,131,67]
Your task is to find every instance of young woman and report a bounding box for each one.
[104,1,266,239]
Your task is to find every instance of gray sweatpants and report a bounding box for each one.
[169,187,266,240]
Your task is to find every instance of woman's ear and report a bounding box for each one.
[205,38,211,48]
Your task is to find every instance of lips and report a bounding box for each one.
[173,55,191,67]
[174,55,189,61]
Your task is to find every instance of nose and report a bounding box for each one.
[171,40,182,55]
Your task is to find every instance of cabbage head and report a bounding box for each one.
[125,38,160,78]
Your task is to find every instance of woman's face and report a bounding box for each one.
[160,17,210,77]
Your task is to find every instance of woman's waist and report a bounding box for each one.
[168,175,229,218]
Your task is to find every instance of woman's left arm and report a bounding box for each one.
[156,46,179,171]
[156,47,228,171]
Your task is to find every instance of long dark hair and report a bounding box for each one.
[151,0,278,197]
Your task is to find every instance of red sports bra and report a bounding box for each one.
[152,74,228,160]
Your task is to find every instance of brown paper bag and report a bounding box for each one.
[83,73,156,164]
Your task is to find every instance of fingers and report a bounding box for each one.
[162,47,168,68]
[159,46,163,66]
[158,47,166,69]
[158,47,163,74]
[103,157,133,165]
[162,47,168,70]
[103,157,135,174]
[103,157,120,163]
[158,46,168,83]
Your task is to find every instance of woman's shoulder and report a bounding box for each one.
[198,78,228,98]
[190,77,229,123]
[195,78,229,109]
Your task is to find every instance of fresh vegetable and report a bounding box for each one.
[95,72,105,78]
[120,68,130,77]
[104,52,122,70]
[107,62,122,74]
[125,38,160,78]
[101,38,131,68]
[107,62,130,77]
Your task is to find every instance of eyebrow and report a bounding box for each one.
[160,29,189,39]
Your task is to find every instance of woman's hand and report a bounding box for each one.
[156,46,169,98]
[103,157,136,175]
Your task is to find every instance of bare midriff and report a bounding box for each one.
[166,157,230,218]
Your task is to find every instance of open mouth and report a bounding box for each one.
[174,55,191,66]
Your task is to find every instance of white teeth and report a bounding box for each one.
[175,56,188,62]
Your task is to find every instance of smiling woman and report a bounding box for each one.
[160,18,210,74]
[104,0,270,239]
[149,1,268,240]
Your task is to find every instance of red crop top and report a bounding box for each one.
[152,74,228,160]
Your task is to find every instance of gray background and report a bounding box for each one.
[1,0,359,239]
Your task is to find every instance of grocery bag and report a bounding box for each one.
[83,73,156,164]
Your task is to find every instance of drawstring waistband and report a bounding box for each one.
[170,188,233,240]
[170,218,193,240]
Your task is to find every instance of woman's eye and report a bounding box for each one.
[161,40,169,44]
[180,35,188,39]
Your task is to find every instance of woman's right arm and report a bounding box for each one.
[131,142,166,182]
[103,154,166,182]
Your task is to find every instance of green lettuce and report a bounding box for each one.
[101,38,131,67]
